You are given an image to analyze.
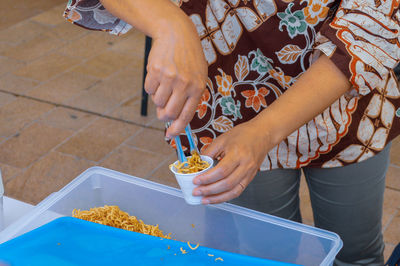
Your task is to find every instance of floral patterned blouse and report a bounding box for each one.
[64,0,400,170]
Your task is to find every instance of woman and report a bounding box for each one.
[65,1,400,264]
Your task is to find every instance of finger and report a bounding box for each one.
[144,71,159,95]
[202,136,225,159]
[194,162,249,197]
[202,173,255,204]
[157,92,186,122]
[193,153,238,186]
[165,96,199,138]
[152,77,173,108]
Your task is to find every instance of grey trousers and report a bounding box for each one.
[231,144,391,266]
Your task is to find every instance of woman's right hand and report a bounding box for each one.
[145,15,208,138]
[99,0,207,137]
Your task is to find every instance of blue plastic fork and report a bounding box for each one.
[166,122,188,165]
[174,135,188,165]
[185,124,200,155]
[166,123,200,164]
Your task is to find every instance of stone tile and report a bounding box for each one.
[1,32,65,62]
[302,219,314,226]
[65,65,142,114]
[111,95,158,126]
[110,30,146,56]
[0,21,48,44]
[65,68,142,115]
[100,145,166,178]
[0,123,72,168]
[13,53,80,81]
[0,0,66,32]
[384,188,400,210]
[382,188,400,228]
[149,118,167,130]
[105,63,144,91]
[21,0,65,11]
[0,163,21,184]
[383,210,397,232]
[0,56,24,76]
[87,63,143,100]
[384,243,396,263]
[40,107,95,131]
[0,98,54,137]
[0,9,37,32]
[57,118,140,162]
[384,211,400,244]
[148,156,179,188]
[0,73,39,94]
[126,128,173,156]
[48,22,88,41]
[71,51,135,79]
[390,138,400,167]
[0,92,16,107]
[0,0,65,31]
[30,5,66,26]
[0,42,11,53]
[64,88,121,115]
[5,151,93,205]
[27,71,99,104]
[299,174,314,223]
[386,165,400,190]
[59,32,117,59]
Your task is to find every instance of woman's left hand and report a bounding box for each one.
[192,121,272,204]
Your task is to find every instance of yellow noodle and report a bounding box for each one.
[187,241,199,250]
[171,151,210,174]
[72,205,171,239]
[180,247,187,254]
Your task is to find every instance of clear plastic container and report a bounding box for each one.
[0,167,342,265]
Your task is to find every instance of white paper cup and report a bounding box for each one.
[170,155,214,205]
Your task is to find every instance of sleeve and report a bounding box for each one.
[63,0,133,35]
[314,1,400,96]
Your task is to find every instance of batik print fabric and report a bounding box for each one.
[64,0,400,170]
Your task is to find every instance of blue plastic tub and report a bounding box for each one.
[0,217,296,265]
[0,167,342,265]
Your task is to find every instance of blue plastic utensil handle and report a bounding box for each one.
[174,136,187,164]
[185,125,199,154]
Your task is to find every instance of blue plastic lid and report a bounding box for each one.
[0,217,297,266]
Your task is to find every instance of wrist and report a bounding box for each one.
[248,112,284,150]
[153,10,195,40]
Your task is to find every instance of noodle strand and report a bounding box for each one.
[72,205,171,239]
[171,151,210,174]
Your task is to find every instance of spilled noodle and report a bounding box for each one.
[72,205,171,239]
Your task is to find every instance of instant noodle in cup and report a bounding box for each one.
[170,155,214,205]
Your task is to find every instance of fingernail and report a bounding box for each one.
[202,199,210,205]
[193,179,201,185]
[193,190,202,196]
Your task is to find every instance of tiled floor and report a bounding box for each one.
[0,2,399,262]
